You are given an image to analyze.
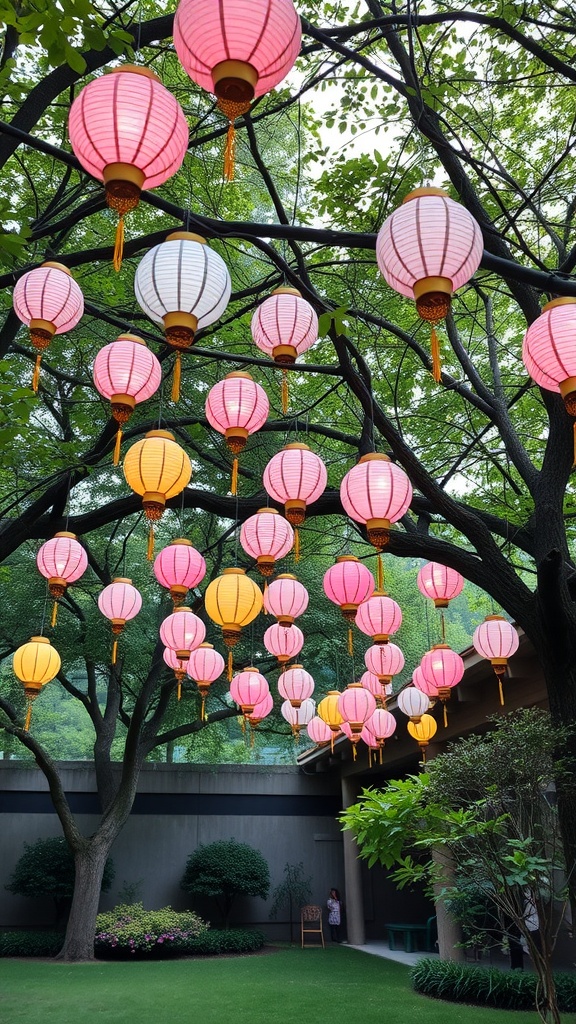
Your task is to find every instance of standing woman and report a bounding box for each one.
[327,887,342,943]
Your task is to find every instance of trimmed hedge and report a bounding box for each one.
[411,958,576,1013]
[0,931,64,957]
[95,927,266,960]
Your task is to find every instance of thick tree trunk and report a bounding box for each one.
[56,840,112,962]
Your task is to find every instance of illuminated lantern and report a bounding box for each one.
[307,715,332,747]
[154,539,206,606]
[240,509,294,576]
[364,707,396,764]
[365,642,405,684]
[323,556,375,621]
[397,686,430,722]
[278,665,314,707]
[522,298,576,458]
[230,667,270,715]
[247,691,274,740]
[417,562,464,608]
[360,670,391,705]
[376,188,483,381]
[263,573,308,626]
[407,713,438,762]
[317,690,343,751]
[163,647,187,701]
[420,644,464,725]
[263,622,304,664]
[187,642,226,717]
[263,444,327,526]
[204,568,263,677]
[13,262,84,390]
[206,372,269,492]
[123,430,192,558]
[340,454,413,549]
[251,288,318,412]
[160,606,206,661]
[174,0,301,179]
[36,532,88,626]
[473,615,520,705]
[355,591,402,643]
[97,577,142,663]
[412,663,439,699]
[338,683,377,742]
[281,697,315,738]
[68,67,188,269]
[93,334,162,465]
[13,636,61,731]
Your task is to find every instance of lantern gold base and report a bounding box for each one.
[111,394,136,424]
[367,518,391,548]
[289,699,302,709]
[257,556,275,577]
[29,319,56,351]
[340,606,357,623]
[175,649,190,661]
[273,344,297,365]
[111,620,126,635]
[143,494,166,521]
[491,661,507,674]
[278,616,295,627]
[170,585,188,606]
[222,626,241,648]
[285,499,306,526]
[436,687,452,701]
[560,377,576,417]
[213,60,258,103]
[373,634,390,644]
[104,164,144,216]
[48,579,67,598]
[164,311,198,350]
[225,427,249,454]
[414,276,452,324]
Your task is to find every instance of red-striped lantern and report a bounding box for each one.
[364,708,397,764]
[412,663,439,699]
[523,299,576,458]
[360,670,391,706]
[159,606,206,660]
[355,591,402,643]
[93,334,162,464]
[323,556,375,622]
[278,664,314,708]
[251,288,318,412]
[206,372,269,492]
[13,262,84,390]
[230,667,270,715]
[98,577,142,663]
[340,454,413,549]
[417,562,464,608]
[306,715,332,746]
[154,539,206,606]
[420,643,464,725]
[240,508,294,576]
[263,623,304,664]
[263,444,327,527]
[338,683,377,739]
[36,532,88,606]
[365,642,405,683]
[472,615,519,705]
[247,691,274,734]
[187,642,226,717]
[263,573,308,626]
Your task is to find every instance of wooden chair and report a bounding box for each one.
[301,904,325,948]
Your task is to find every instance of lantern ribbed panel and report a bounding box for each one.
[355,593,402,639]
[204,569,263,628]
[263,575,309,621]
[407,714,437,744]
[340,456,412,525]
[134,236,231,329]
[68,69,188,188]
[317,691,343,730]
[473,617,519,661]
[163,647,185,671]
[421,645,464,690]
[160,609,206,654]
[93,336,161,403]
[98,579,142,621]
[281,698,315,728]
[307,715,332,744]
[230,669,269,710]
[174,0,301,98]
[240,511,294,562]
[376,193,483,298]
[186,644,226,683]
[13,637,61,685]
[397,686,430,718]
[323,557,375,609]
[417,562,464,603]
[263,445,327,506]
[123,431,192,499]
[263,623,304,660]
[365,642,405,679]
[361,724,380,748]
[278,666,314,703]
[206,374,269,435]
[154,542,206,591]
[251,291,318,356]
[522,302,576,391]
[37,534,87,584]
[364,708,396,741]
[412,664,438,697]
[249,691,274,722]
[359,670,386,700]
[13,265,84,333]
[338,685,376,725]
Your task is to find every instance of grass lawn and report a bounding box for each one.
[1,947,574,1024]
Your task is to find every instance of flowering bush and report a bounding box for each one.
[95,903,208,958]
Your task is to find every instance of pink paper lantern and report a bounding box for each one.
[248,690,274,726]
[263,574,308,626]
[154,539,206,604]
[522,298,576,406]
[37,532,88,597]
[263,623,304,664]
[412,663,439,698]
[417,562,464,608]
[473,615,519,665]
[307,715,332,746]
[159,607,206,660]
[240,508,294,576]
[230,667,270,714]
[364,708,397,743]
[186,643,226,689]
[278,664,314,707]
[338,684,377,735]
[251,288,318,364]
[98,578,142,628]
[360,725,380,749]
[365,642,405,682]
[360,670,391,704]
[13,262,84,389]
[397,686,430,721]
[420,644,464,695]
[340,454,413,548]
[205,372,269,453]
[281,697,315,732]
[263,443,327,525]
[323,556,375,622]
[163,646,187,679]
[355,592,402,643]
[93,333,161,419]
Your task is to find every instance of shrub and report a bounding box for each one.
[6,837,114,924]
[181,839,270,927]
[94,903,208,958]
[0,931,65,957]
[186,929,266,956]
[411,958,576,1012]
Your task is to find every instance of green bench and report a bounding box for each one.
[385,916,437,953]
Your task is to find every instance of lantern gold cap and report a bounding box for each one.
[199,642,213,649]
[112,577,132,584]
[225,371,253,380]
[283,443,310,451]
[53,531,78,540]
[109,64,160,82]
[358,453,390,464]
[244,666,260,673]
[222,567,246,576]
[117,333,146,346]
[166,231,207,245]
[29,636,50,645]
[276,573,297,581]
[485,614,505,621]
[171,538,193,546]
[41,261,72,276]
[144,429,175,441]
[173,606,192,613]
[335,555,359,563]
[290,664,303,670]
[542,297,576,312]
[325,690,341,696]
[271,287,302,297]
[347,682,363,688]
[257,507,279,514]
[431,643,450,650]
[403,187,448,203]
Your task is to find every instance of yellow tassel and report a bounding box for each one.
[113,214,125,273]
[348,627,354,656]
[421,746,427,764]
[440,609,446,643]
[113,427,122,466]
[368,749,372,768]
[147,524,155,562]
[177,682,182,701]
[111,639,118,665]
[352,743,357,761]
[331,734,335,754]
[263,579,268,612]
[231,457,239,495]
[498,675,505,706]
[573,421,576,468]
[431,326,441,383]
[50,601,58,628]
[377,552,384,592]
[227,650,233,682]
[201,694,206,721]
[32,354,42,392]
[171,351,181,403]
[24,701,32,732]
[443,702,448,728]
[379,747,383,766]
[281,369,289,414]
[224,121,236,181]
[294,528,300,563]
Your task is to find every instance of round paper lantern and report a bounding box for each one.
[412,663,439,699]
[277,665,314,707]
[365,642,405,683]
[523,298,576,405]
[376,188,483,380]
[364,708,397,744]
[204,567,263,647]
[230,667,270,714]
[187,642,225,691]
[323,556,375,622]
[206,372,269,450]
[247,690,274,729]
[340,454,413,548]
[420,644,464,698]
[263,622,304,664]
[123,430,192,553]
[36,532,88,598]
[160,606,206,661]
[13,262,84,389]
[263,444,327,526]
[68,67,188,267]
[397,686,430,722]
[154,539,206,605]
[338,684,377,737]
[473,615,519,705]
[263,573,308,626]
[307,715,332,746]
[93,334,162,464]
[281,697,315,737]
[98,577,142,663]
[360,670,390,705]
[13,636,61,731]
[163,646,187,700]
[251,288,318,364]
[240,509,294,576]
[317,691,344,742]
[360,724,380,750]
[417,562,464,608]
[355,591,402,643]
[407,713,438,761]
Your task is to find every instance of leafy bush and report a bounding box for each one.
[94,903,207,958]
[6,837,114,923]
[0,930,65,957]
[411,958,576,1012]
[186,929,266,956]
[181,839,270,927]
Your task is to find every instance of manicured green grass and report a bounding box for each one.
[1,948,573,1024]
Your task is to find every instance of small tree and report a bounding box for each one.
[7,836,114,925]
[180,839,270,929]
[269,862,312,943]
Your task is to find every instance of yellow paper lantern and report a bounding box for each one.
[13,636,61,731]
[407,712,438,762]
[317,689,344,754]
[204,567,263,648]
[123,429,192,558]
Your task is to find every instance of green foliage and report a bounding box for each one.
[182,928,266,956]
[411,959,576,1013]
[7,836,114,901]
[0,930,65,957]
[94,902,207,957]
[269,862,312,920]
[181,839,270,927]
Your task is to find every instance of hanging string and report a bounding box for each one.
[352,743,357,762]
[421,746,427,765]
[440,609,446,643]
[281,369,289,414]
[227,650,233,682]
[201,693,206,720]
[177,681,182,701]
[217,98,251,180]
[379,746,383,766]
[39,590,49,637]
[24,699,33,732]
[112,215,125,273]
